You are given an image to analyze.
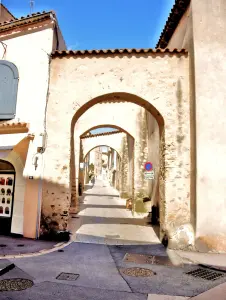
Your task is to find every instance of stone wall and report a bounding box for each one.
[44,51,190,248]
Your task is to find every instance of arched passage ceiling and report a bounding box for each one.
[82,131,126,158]
[74,101,142,139]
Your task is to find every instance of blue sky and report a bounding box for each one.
[2,0,175,135]
[3,0,175,50]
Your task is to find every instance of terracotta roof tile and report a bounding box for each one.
[0,122,28,128]
[156,0,191,48]
[81,130,122,139]
[0,11,54,32]
[52,48,187,57]
[0,122,29,134]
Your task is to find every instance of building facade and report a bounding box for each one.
[0,4,66,238]
[0,0,225,251]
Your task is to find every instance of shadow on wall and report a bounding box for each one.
[40,178,71,242]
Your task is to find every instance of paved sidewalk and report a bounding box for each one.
[69,179,160,245]
[0,236,58,257]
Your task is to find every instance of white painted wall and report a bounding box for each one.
[0,20,57,236]
[0,21,54,134]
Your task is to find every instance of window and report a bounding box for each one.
[0,60,19,120]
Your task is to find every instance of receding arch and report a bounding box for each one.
[84,145,122,160]
[80,124,134,139]
[70,92,164,230]
[71,92,164,135]
[82,145,122,191]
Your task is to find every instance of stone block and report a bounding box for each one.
[167,223,195,250]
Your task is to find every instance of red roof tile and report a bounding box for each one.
[0,11,54,32]
[81,130,122,139]
[52,48,187,57]
[156,0,191,48]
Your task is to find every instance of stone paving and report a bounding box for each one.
[1,179,226,299]
[1,242,226,299]
[0,235,58,257]
[69,179,160,245]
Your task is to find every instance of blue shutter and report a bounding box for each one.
[0,60,19,120]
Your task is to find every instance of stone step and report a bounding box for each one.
[0,259,15,276]
[75,232,158,245]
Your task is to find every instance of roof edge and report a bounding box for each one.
[0,11,54,33]
[156,0,191,48]
[52,48,188,57]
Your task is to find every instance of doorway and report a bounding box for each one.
[0,160,15,235]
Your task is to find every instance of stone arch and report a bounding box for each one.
[70,92,164,231]
[79,128,135,199]
[81,124,133,139]
[44,53,191,248]
[83,145,122,189]
[84,145,121,160]
[71,92,164,132]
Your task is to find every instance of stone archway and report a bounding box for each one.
[69,93,166,236]
[45,51,191,248]
[83,145,122,190]
[73,124,135,203]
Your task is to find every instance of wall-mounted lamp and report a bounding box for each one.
[37,133,47,153]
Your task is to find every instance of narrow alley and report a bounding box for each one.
[69,179,160,245]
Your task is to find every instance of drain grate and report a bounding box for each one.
[186,268,225,281]
[0,244,6,247]
[0,279,33,291]
[17,244,24,247]
[56,272,79,281]
[124,253,174,267]
[120,267,155,277]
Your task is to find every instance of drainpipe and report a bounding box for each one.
[35,51,51,239]
[36,154,44,239]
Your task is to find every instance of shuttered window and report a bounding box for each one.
[0,60,19,120]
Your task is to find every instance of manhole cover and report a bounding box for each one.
[56,272,79,281]
[120,267,155,277]
[0,244,6,248]
[124,253,174,266]
[186,268,225,281]
[17,244,24,247]
[0,279,33,291]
